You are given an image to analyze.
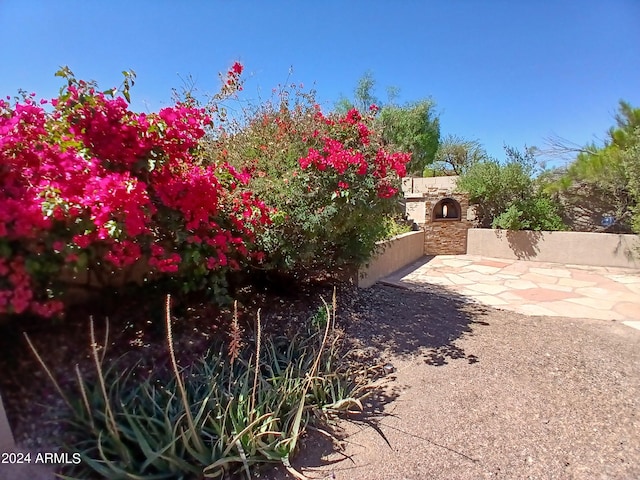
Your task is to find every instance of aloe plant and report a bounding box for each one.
[27,293,374,480]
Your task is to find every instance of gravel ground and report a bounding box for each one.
[1,282,639,479]
[267,284,640,480]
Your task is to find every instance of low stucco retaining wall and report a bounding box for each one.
[358,230,425,288]
[467,228,640,269]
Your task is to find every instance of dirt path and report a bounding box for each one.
[268,284,640,480]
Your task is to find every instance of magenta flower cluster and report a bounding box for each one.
[298,108,410,198]
[0,66,269,317]
[1,65,410,318]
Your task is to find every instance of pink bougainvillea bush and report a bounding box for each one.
[1,63,409,317]
[212,86,410,272]
[0,65,269,317]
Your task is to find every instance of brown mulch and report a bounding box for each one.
[1,281,639,479]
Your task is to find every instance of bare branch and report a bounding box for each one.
[537,133,602,163]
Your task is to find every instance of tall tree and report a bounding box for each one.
[380,100,440,175]
[457,146,565,230]
[354,70,379,113]
[431,134,488,175]
[335,72,441,176]
[335,70,379,114]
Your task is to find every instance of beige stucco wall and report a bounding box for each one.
[405,193,427,225]
[467,229,640,269]
[358,231,425,288]
[402,176,459,193]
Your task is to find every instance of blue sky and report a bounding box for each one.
[1,1,639,168]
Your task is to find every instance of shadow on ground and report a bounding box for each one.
[266,279,640,480]
[260,385,402,480]
[346,282,491,366]
[0,278,495,480]
[261,281,493,479]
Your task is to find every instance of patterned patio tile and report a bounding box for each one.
[529,267,572,278]
[557,277,597,288]
[443,273,476,285]
[511,288,578,302]
[464,283,510,295]
[542,301,626,321]
[466,294,509,306]
[575,286,624,299]
[465,264,502,274]
[504,279,539,290]
[605,274,640,284]
[475,259,512,268]
[521,272,560,284]
[440,258,474,268]
[457,271,502,283]
[615,302,640,320]
[565,297,618,311]
[536,283,573,292]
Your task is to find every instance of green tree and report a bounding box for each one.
[622,133,640,232]
[336,72,441,176]
[548,100,640,232]
[335,70,379,114]
[354,70,379,113]
[380,99,440,176]
[430,134,488,175]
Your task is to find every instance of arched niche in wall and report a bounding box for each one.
[432,197,462,221]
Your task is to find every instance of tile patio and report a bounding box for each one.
[382,255,640,329]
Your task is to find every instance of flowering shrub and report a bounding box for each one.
[212,85,410,272]
[1,64,409,317]
[0,66,269,317]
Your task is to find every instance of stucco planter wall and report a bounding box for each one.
[358,230,425,288]
[467,228,640,269]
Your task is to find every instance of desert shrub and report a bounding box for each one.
[623,137,640,233]
[457,146,565,231]
[28,296,374,479]
[546,101,640,233]
[211,87,410,273]
[492,196,566,231]
[381,216,415,239]
[0,64,269,317]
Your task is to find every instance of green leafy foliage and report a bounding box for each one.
[335,72,441,176]
[492,196,566,231]
[209,85,408,274]
[30,298,374,480]
[334,70,379,115]
[458,146,565,231]
[548,101,640,233]
[380,99,440,176]
[430,134,489,175]
[380,216,414,239]
[353,70,379,113]
[623,138,640,232]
